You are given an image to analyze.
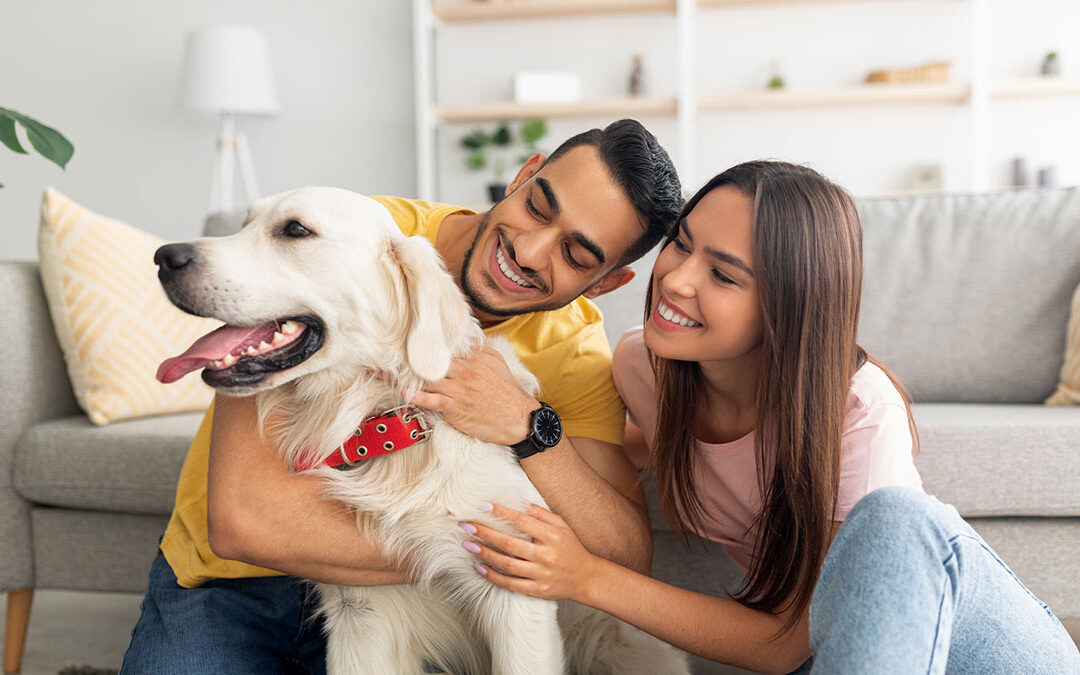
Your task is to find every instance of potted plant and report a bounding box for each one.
[461,118,547,203]
[0,106,74,188]
[1042,51,1061,76]
[518,118,548,163]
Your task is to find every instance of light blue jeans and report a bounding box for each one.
[790,486,1080,674]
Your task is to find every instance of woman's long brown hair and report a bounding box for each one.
[643,161,918,634]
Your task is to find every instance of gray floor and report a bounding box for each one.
[2,590,1079,674]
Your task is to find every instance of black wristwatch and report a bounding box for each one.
[510,402,562,460]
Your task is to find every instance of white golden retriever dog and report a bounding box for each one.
[154,187,688,675]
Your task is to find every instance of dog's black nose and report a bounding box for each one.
[154,243,197,275]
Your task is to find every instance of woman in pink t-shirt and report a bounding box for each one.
[462,161,1078,673]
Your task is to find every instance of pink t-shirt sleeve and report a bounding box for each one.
[834,366,925,520]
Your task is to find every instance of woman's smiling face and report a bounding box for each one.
[644,185,764,365]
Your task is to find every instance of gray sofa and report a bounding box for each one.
[4,187,1080,673]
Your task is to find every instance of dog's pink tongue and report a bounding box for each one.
[157,323,275,384]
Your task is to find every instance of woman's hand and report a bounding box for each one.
[461,501,601,603]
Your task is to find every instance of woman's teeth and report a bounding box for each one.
[496,244,535,289]
[658,301,701,328]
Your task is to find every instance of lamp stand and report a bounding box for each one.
[208,112,259,213]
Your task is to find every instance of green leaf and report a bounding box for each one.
[520,118,548,145]
[0,110,28,154]
[22,117,74,169]
[491,123,511,147]
[461,129,491,151]
[0,106,74,169]
[466,152,486,170]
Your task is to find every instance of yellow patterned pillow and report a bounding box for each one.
[37,187,217,424]
[1047,282,1080,405]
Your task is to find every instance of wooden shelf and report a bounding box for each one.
[431,0,674,22]
[432,0,940,21]
[990,77,1080,100]
[699,83,970,110]
[700,0,933,6]
[435,96,678,122]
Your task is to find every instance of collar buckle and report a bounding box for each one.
[387,403,433,442]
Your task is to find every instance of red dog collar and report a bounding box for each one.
[296,405,432,471]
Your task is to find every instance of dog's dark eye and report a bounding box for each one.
[282,220,311,238]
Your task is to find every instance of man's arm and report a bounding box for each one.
[408,345,652,574]
[207,394,412,586]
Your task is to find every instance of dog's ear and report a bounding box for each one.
[386,235,477,382]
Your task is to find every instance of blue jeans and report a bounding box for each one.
[120,551,327,674]
[790,486,1080,674]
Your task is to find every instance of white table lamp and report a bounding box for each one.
[179,25,279,213]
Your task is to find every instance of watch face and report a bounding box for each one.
[533,407,562,447]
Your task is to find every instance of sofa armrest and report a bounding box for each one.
[0,260,81,590]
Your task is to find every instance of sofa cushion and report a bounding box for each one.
[912,403,1080,517]
[643,403,1080,530]
[1046,281,1080,405]
[857,187,1080,403]
[37,187,219,424]
[13,412,204,515]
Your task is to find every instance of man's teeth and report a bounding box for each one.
[207,320,306,370]
[496,244,535,289]
[658,301,701,328]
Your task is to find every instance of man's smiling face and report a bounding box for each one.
[460,146,642,322]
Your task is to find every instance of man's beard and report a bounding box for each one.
[459,211,569,319]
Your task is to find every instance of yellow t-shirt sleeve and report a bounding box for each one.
[555,331,625,446]
[521,320,626,447]
[159,400,285,588]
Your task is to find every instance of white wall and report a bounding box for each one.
[434,0,1080,204]
[0,0,416,261]
[4,1,1078,262]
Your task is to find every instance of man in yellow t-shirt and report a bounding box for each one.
[121,119,682,673]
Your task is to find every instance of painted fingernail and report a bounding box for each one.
[475,563,488,576]
[462,541,481,554]
[479,502,494,512]
[520,498,532,509]
[458,522,477,535]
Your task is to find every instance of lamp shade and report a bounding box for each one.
[179,25,279,116]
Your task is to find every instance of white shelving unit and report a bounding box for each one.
[414,0,1078,200]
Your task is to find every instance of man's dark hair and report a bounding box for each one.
[545,119,682,268]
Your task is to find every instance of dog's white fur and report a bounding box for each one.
[162,187,689,674]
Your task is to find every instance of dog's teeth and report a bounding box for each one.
[223,354,236,367]
[272,331,284,343]
[210,360,223,369]
[245,346,258,356]
[259,341,272,351]
[282,321,299,335]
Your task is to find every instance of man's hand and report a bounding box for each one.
[404,345,651,573]
[405,344,539,446]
